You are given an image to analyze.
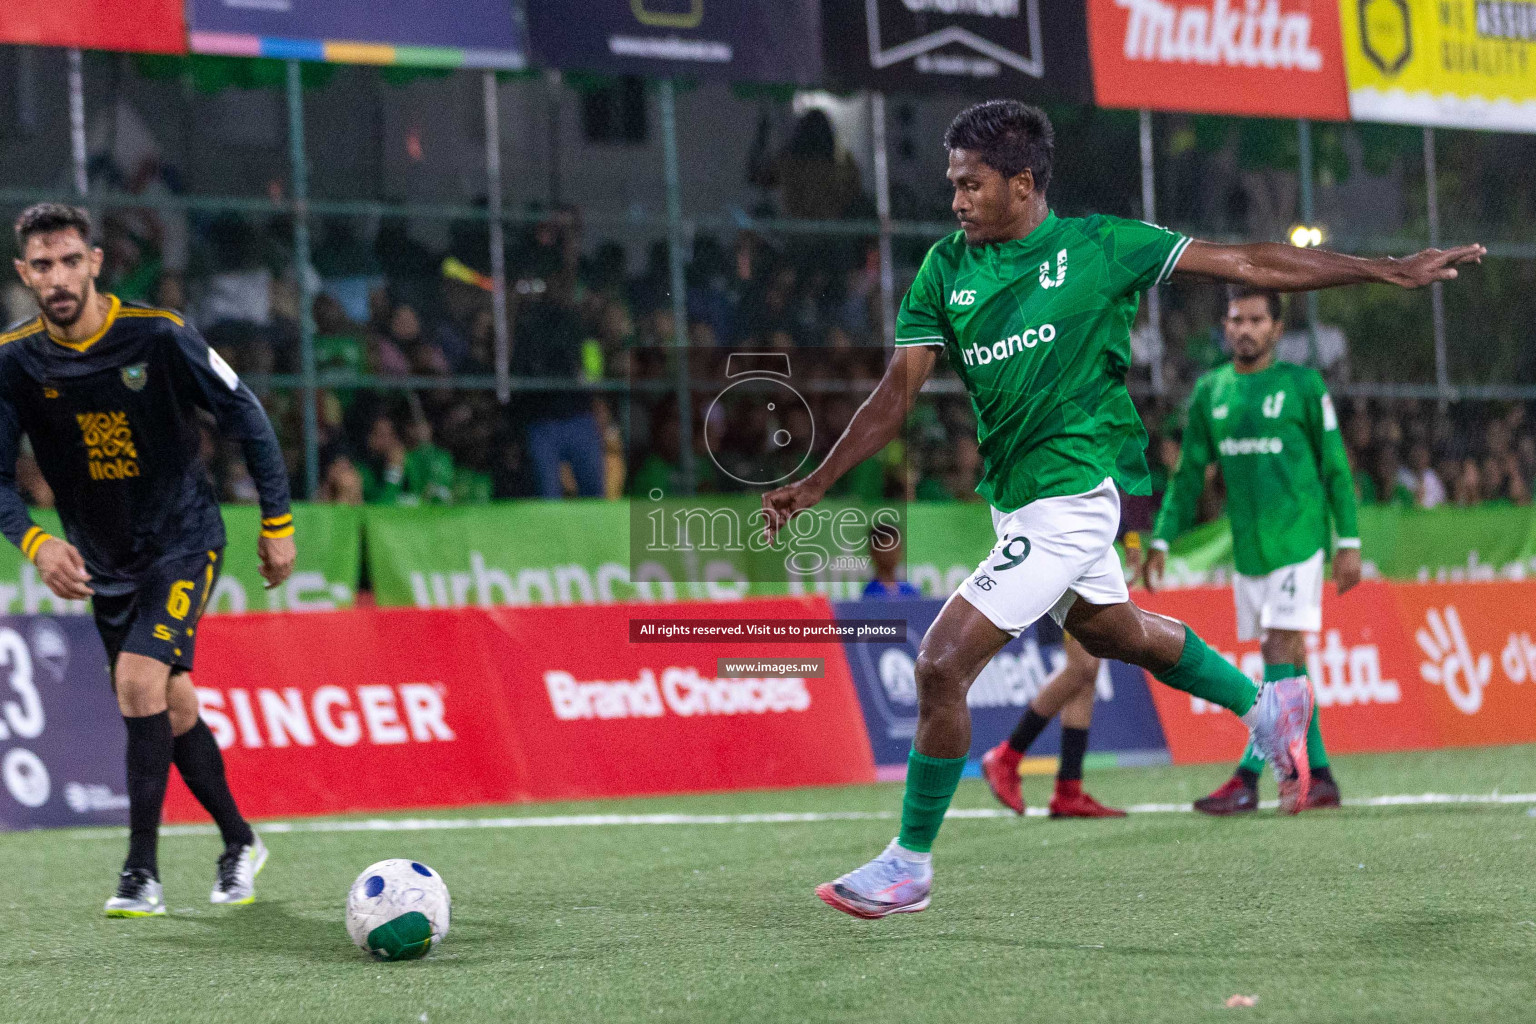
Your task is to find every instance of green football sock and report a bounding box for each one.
[1153,626,1259,716]
[1238,664,1330,771]
[1238,738,1265,775]
[897,750,967,853]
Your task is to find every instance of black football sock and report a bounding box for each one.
[124,711,174,877]
[1235,766,1261,791]
[173,719,255,848]
[1057,727,1089,782]
[1007,707,1051,755]
[1312,765,1335,785]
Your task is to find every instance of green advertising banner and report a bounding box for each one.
[1159,506,1536,587]
[0,503,361,616]
[16,499,1513,614]
[365,500,811,607]
[365,501,1536,608]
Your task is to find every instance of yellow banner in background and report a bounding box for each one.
[1341,0,1536,131]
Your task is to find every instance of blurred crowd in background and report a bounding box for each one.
[4,105,1533,524]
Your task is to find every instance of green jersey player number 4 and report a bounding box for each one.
[760,100,1483,921]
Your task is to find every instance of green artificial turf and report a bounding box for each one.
[4,745,1535,1024]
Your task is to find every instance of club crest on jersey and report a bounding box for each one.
[121,363,148,392]
[1038,248,1067,289]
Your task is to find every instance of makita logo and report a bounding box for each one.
[902,0,1020,15]
[1193,631,1399,712]
[545,667,811,721]
[960,323,1056,366]
[1218,436,1283,455]
[1116,0,1325,70]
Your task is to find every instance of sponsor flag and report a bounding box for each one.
[1086,0,1351,119]
[1340,0,1536,132]
[821,0,1093,100]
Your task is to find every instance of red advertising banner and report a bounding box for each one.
[163,597,873,823]
[1389,582,1536,749]
[3,0,186,53]
[1138,581,1440,764]
[480,596,875,803]
[164,608,525,822]
[1085,0,1350,120]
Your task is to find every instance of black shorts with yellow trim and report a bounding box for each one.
[92,548,223,675]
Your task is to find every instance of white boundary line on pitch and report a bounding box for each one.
[61,791,1536,840]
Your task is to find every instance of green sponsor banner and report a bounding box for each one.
[907,503,1536,590]
[0,503,360,616]
[367,500,1536,608]
[366,500,920,607]
[1160,506,1536,586]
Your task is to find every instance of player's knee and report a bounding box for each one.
[113,656,171,717]
[1072,619,1140,664]
[913,650,969,711]
[167,693,200,735]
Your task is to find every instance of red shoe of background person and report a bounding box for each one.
[1193,775,1258,816]
[1048,780,1126,819]
[980,742,1025,815]
[1302,777,1342,810]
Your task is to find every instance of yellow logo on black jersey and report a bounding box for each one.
[77,411,140,481]
[43,386,58,399]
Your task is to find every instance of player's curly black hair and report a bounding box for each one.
[14,202,93,252]
[1226,284,1284,323]
[943,100,1054,193]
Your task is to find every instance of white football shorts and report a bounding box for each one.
[1233,549,1325,641]
[957,477,1129,636]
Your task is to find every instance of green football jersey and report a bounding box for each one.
[895,211,1190,512]
[1152,361,1360,576]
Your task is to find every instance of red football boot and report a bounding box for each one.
[1193,775,1258,816]
[1048,779,1126,819]
[1302,777,1341,810]
[981,742,1025,815]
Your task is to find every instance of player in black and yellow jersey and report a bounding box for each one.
[3,203,296,916]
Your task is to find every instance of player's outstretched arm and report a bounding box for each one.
[1174,239,1486,292]
[761,344,937,544]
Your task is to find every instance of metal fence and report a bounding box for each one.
[2,47,1533,498]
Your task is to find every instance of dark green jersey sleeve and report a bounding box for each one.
[1152,376,1215,548]
[894,242,950,348]
[1094,215,1193,299]
[168,322,292,525]
[1305,369,1359,548]
[0,380,45,559]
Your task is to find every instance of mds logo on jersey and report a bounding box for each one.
[950,289,977,307]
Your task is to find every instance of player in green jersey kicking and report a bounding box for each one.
[761,100,1483,919]
[1143,286,1362,815]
